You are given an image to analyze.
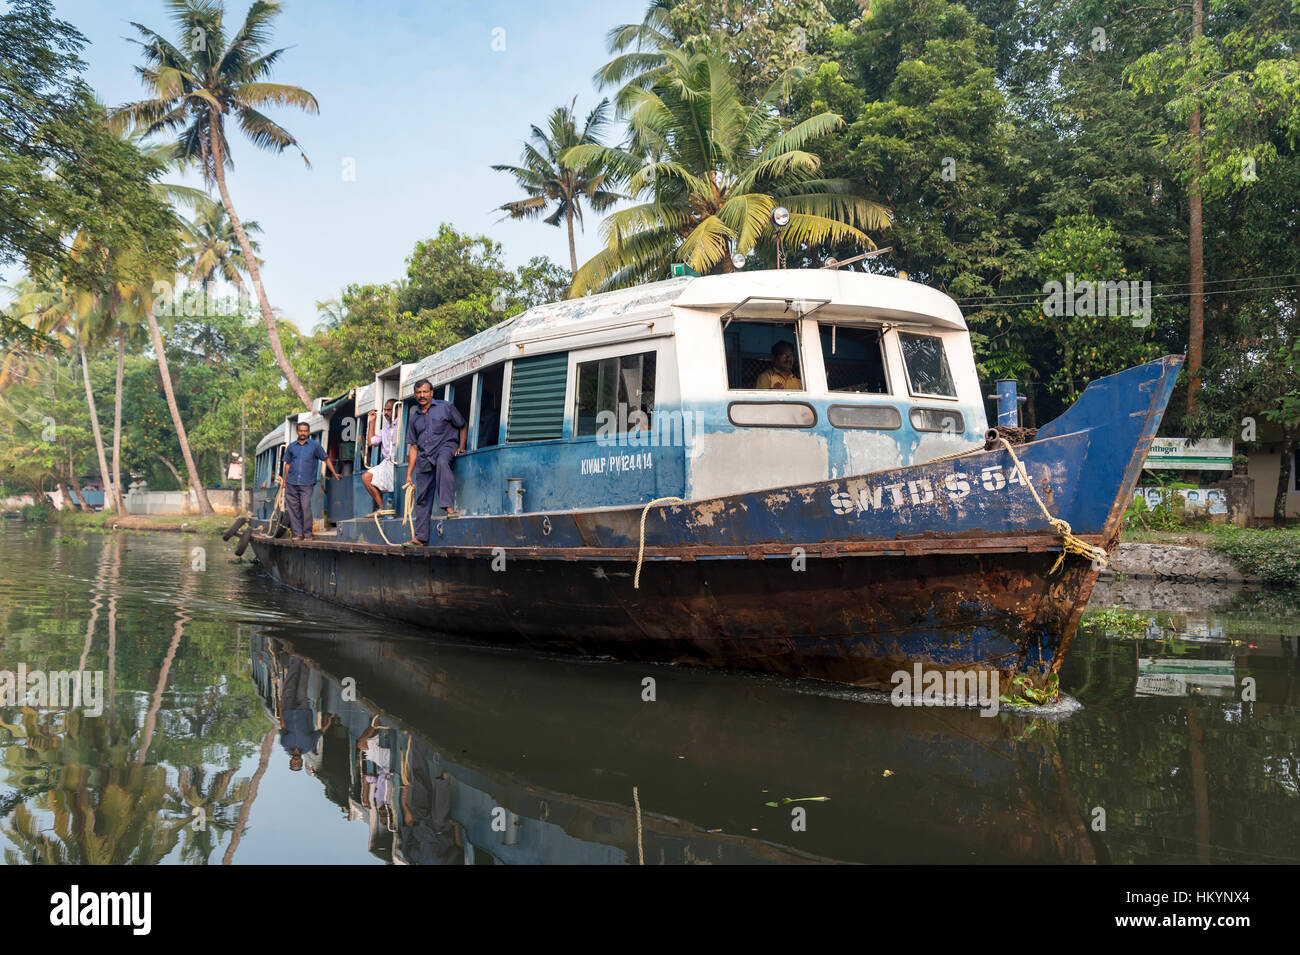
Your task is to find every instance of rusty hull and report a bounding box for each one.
[253,532,1094,689]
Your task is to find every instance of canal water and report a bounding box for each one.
[1,524,1296,865]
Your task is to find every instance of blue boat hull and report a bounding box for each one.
[250,357,1183,689]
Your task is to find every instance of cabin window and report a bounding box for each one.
[827,404,902,430]
[507,351,569,442]
[475,364,505,449]
[819,324,888,394]
[910,408,964,434]
[899,333,956,398]
[574,350,656,438]
[723,320,803,391]
[728,402,817,428]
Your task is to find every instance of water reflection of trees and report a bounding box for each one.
[1061,629,1300,864]
[0,532,275,864]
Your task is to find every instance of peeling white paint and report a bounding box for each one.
[688,430,830,500]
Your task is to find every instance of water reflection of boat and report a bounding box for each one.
[247,617,1101,864]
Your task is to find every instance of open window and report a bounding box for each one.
[475,364,504,449]
[819,323,888,394]
[899,333,956,398]
[723,320,803,391]
[447,375,473,430]
[574,350,656,438]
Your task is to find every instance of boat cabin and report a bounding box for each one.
[253,270,987,530]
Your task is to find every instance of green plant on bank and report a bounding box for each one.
[1124,492,1185,531]
[1081,606,1151,638]
[18,503,53,524]
[999,672,1060,707]
[1209,526,1300,587]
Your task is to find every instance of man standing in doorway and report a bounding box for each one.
[282,421,341,541]
[404,379,467,544]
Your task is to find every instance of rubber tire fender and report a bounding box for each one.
[222,515,249,541]
[233,524,254,556]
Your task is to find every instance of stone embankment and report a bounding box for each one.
[1102,542,1255,582]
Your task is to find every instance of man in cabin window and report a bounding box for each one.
[404,379,467,542]
[282,421,341,541]
[756,341,803,390]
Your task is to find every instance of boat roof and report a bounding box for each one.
[254,420,287,455]
[403,269,965,396]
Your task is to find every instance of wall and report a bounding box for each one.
[1245,452,1300,520]
[126,488,244,516]
[1134,477,1254,526]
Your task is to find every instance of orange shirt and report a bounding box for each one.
[756,368,803,390]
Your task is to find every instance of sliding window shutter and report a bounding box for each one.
[507,352,569,442]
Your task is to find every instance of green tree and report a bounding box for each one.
[1029,214,1166,403]
[114,0,320,410]
[493,98,621,275]
[595,0,836,110]
[187,202,262,288]
[301,228,567,396]
[569,49,889,293]
[0,1,172,296]
[1128,0,1300,412]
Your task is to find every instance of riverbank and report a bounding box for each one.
[53,510,230,536]
[1104,525,1300,586]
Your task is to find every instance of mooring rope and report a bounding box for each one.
[634,496,685,589]
[993,436,1108,574]
[401,483,418,543]
[371,508,396,545]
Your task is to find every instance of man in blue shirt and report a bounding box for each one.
[281,421,341,540]
[404,379,467,543]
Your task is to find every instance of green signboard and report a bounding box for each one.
[1144,437,1234,470]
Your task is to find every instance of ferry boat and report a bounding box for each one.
[241,269,1182,692]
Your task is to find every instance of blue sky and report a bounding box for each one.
[56,0,645,332]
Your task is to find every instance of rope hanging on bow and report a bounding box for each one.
[994,436,1108,574]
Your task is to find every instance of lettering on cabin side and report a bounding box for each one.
[426,354,485,388]
[580,452,656,476]
[829,464,1029,516]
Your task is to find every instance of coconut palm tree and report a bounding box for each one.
[187,202,262,289]
[103,132,214,515]
[567,50,891,295]
[593,0,679,115]
[492,99,621,275]
[10,275,122,514]
[113,0,319,410]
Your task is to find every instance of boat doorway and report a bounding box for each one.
[323,394,357,527]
